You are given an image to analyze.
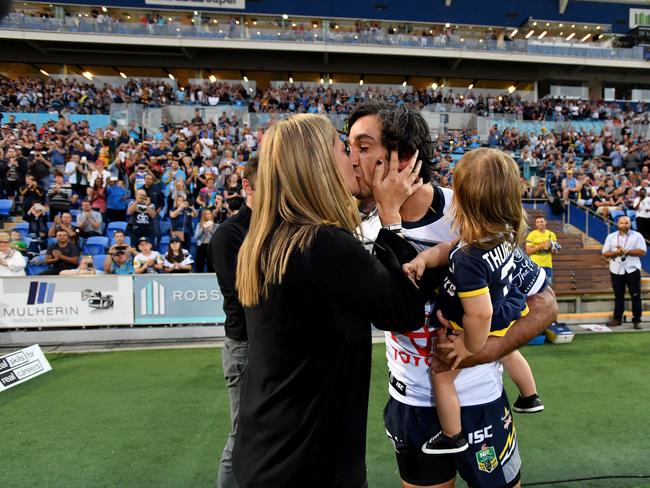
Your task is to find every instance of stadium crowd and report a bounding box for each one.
[3,76,650,121]
[1,94,649,275]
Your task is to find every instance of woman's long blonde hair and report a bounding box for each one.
[236,114,361,307]
[452,148,527,249]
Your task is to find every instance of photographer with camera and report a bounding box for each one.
[526,216,559,283]
[104,230,135,275]
[603,216,647,329]
[127,189,156,243]
[60,255,97,276]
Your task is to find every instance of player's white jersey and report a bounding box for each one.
[361,186,505,408]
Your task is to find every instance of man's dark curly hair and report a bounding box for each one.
[348,100,435,184]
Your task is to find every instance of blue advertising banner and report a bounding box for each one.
[133,273,225,325]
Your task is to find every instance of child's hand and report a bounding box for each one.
[403,255,426,282]
[437,333,474,370]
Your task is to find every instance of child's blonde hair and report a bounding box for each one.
[452,148,527,249]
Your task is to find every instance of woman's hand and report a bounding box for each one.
[372,150,423,225]
[403,255,427,283]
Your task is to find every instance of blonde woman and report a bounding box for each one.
[233,114,424,488]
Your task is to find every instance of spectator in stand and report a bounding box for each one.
[18,175,46,218]
[48,212,79,245]
[0,230,27,276]
[169,196,196,247]
[633,188,650,241]
[130,162,150,192]
[194,209,216,272]
[28,141,52,190]
[10,229,28,256]
[531,180,548,200]
[526,217,559,282]
[76,199,103,238]
[133,236,163,274]
[60,255,97,276]
[127,189,156,243]
[197,176,220,208]
[593,187,621,219]
[0,147,28,201]
[105,178,130,223]
[47,172,75,221]
[64,154,90,197]
[602,216,647,329]
[25,202,48,251]
[48,139,67,173]
[163,236,194,273]
[89,160,111,188]
[223,173,243,207]
[41,229,81,275]
[142,173,166,246]
[88,176,107,213]
[104,232,136,274]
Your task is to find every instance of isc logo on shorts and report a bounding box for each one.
[468,425,493,445]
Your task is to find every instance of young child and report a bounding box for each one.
[404,148,544,455]
[134,236,163,274]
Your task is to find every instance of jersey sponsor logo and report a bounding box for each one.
[476,444,498,473]
[468,425,493,445]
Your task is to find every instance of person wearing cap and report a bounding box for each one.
[163,236,194,273]
[133,236,163,274]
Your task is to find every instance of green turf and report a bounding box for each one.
[1,334,650,488]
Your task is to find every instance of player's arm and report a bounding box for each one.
[433,287,557,371]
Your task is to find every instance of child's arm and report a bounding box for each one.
[403,240,455,281]
[443,293,493,370]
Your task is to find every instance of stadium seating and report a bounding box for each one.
[0,199,13,219]
[26,264,49,275]
[92,254,108,271]
[158,235,170,255]
[107,221,128,236]
[83,236,109,255]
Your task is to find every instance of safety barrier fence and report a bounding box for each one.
[0,273,225,329]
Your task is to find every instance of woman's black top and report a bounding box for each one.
[233,227,423,488]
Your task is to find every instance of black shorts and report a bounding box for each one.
[384,391,521,488]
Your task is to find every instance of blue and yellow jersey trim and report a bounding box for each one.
[457,287,489,298]
[448,304,530,337]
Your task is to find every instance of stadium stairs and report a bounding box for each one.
[526,209,650,327]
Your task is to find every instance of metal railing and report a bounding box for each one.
[0,14,646,61]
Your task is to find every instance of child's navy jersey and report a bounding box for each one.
[437,240,528,333]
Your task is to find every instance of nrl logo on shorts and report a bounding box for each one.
[476,444,498,473]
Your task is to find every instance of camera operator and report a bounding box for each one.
[127,189,156,243]
[603,216,647,329]
[104,230,135,274]
[60,255,97,276]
